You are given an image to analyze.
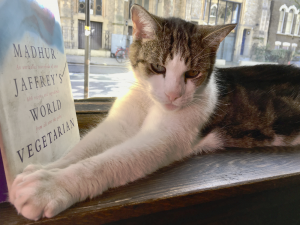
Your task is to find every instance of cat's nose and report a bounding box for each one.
[165,92,181,102]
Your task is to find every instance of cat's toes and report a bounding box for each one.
[21,203,43,221]
[9,173,27,203]
[12,180,45,220]
[9,164,46,203]
[10,169,73,220]
[43,200,70,218]
[14,188,44,220]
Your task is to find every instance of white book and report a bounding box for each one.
[0,0,80,198]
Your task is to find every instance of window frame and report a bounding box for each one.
[210,4,217,18]
[277,7,287,33]
[78,0,103,16]
[78,0,86,14]
[285,9,295,34]
[294,14,300,35]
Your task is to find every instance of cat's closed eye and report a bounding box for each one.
[150,63,166,74]
[184,70,200,79]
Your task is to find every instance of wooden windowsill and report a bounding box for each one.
[74,97,115,136]
[1,99,300,224]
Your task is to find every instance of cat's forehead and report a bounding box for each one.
[165,53,188,73]
[162,18,197,33]
[153,19,208,68]
[132,18,221,72]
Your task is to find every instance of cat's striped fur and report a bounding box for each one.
[202,65,300,148]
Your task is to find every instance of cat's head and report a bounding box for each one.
[129,4,236,111]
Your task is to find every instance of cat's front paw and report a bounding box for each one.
[8,164,44,201]
[10,169,75,220]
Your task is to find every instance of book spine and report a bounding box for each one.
[0,84,13,195]
[0,125,8,202]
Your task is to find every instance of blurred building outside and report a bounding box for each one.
[57,0,300,66]
[264,0,300,64]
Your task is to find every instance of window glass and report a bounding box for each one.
[191,0,202,20]
[90,0,94,15]
[285,9,294,34]
[224,2,233,25]
[216,1,226,25]
[144,0,149,11]
[62,0,300,99]
[294,15,300,35]
[96,0,102,16]
[129,0,134,19]
[203,0,210,24]
[231,3,239,24]
[208,0,218,25]
[78,0,85,13]
[278,9,285,32]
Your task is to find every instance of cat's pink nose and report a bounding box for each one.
[165,92,181,102]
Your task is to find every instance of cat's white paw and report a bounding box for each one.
[10,169,75,220]
[9,164,45,205]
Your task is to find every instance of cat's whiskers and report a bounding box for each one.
[186,98,209,108]
[192,94,206,98]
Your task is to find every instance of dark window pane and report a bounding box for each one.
[90,0,94,15]
[144,0,149,11]
[129,0,133,19]
[78,0,85,13]
[96,0,102,16]
[203,0,210,24]
[78,20,85,49]
[225,2,233,24]
[203,0,207,20]
[128,26,133,36]
[231,3,239,24]
[208,0,218,25]
[217,0,226,25]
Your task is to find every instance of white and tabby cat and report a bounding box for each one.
[9,4,300,220]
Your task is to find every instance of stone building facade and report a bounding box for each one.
[58,0,161,56]
[57,0,272,62]
[267,0,300,53]
[240,0,272,60]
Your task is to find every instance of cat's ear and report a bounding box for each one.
[200,24,237,51]
[130,4,162,41]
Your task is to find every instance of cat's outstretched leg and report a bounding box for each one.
[22,89,149,173]
[10,105,202,220]
[10,89,149,203]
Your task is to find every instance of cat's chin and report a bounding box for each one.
[164,103,179,111]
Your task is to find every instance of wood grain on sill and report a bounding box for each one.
[1,146,300,224]
[75,98,113,136]
[76,113,107,136]
[75,98,115,114]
